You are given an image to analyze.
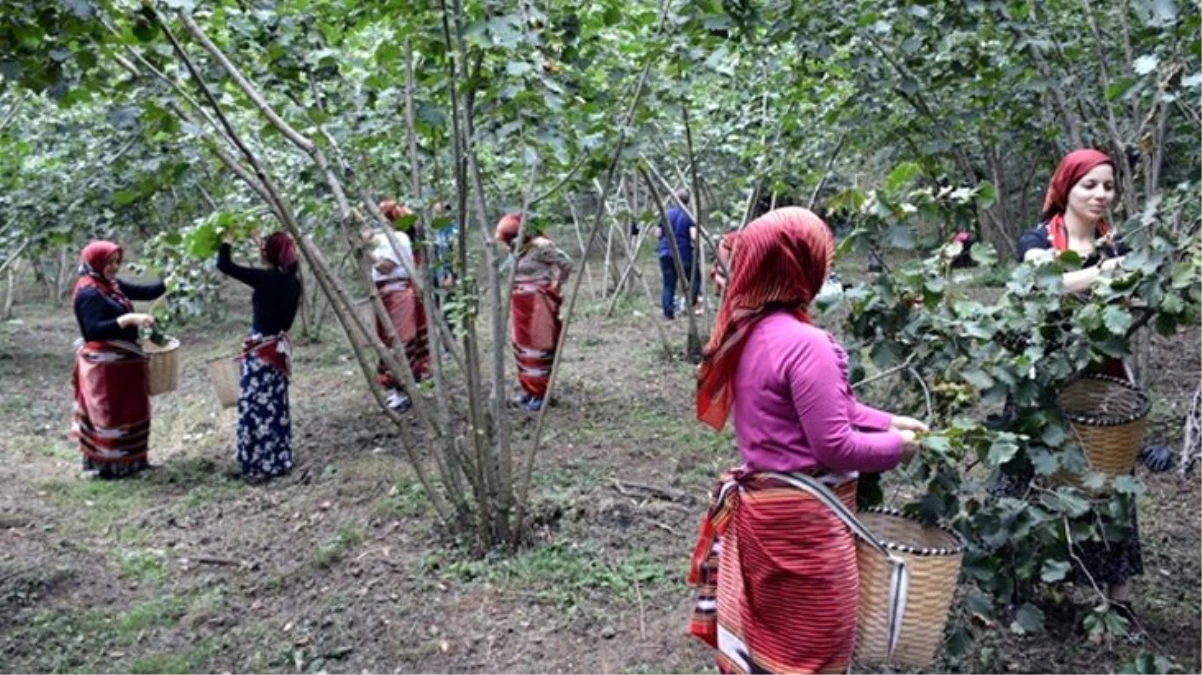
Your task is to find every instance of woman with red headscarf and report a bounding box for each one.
[496,213,572,412]
[365,201,429,412]
[71,240,165,479]
[217,231,302,482]
[1017,148,1126,288]
[1007,148,1142,604]
[687,208,925,674]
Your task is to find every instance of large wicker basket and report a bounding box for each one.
[141,337,180,396]
[1057,374,1151,476]
[206,356,240,409]
[855,508,965,667]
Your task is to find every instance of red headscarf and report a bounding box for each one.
[73,240,132,311]
[379,200,413,224]
[1041,148,1114,251]
[495,213,523,244]
[696,208,834,430]
[380,200,422,265]
[261,231,298,273]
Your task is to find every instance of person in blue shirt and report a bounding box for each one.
[656,189,699,319]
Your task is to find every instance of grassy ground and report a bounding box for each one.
[0,257,1198,674]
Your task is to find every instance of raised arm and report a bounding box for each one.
[788,338,905,473]
[115,279,166,302]
[217,243,271,289]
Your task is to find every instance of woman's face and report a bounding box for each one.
[101,253,121,281]
[1067,164,1115,223]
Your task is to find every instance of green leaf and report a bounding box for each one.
[506,61,532,76]
[976,182,997,209]
[1040,423,1066,447]
[1106,77,1138,101]
[962,369,994,390]
[1112,475,1146,496]
[1040,558,1071,582]
[986,438,1019,466]
[1053,490,1091,517]
[885,162,922,192]
[1102,305,1133,335]
[1010,603,1045,635]
[1029,446,1059,475]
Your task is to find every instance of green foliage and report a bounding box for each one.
[836,172,1201,646]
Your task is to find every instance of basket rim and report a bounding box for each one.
[141,336,181,352]
[1056,373,1151,426]
[859,506,966,556]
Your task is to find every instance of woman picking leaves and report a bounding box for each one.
[688,207,926,674]
[1009,148,1143,605]
[217,231,302,483]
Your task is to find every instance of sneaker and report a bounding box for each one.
[514,392,533,406]
[523,397,544,412]
[386,390,412,412]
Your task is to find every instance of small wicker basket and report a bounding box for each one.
[206,356,240,409]
[1056,374,1151,476]
[141,337,180,396]
[855,508,965,667]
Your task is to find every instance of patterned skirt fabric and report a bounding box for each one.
[72,341,151,479]
[374,279,430,389]
[689,471,860,674]
[236,350,293,479]
[510,282,562,399]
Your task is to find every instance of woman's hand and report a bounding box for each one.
[1100,255,1125,276]
[117,312,156,329]
[890,415,930,433]
[898,429,922,462]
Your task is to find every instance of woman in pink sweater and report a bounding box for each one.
[688,207,926,674]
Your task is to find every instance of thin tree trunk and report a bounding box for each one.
[3,258,16,321]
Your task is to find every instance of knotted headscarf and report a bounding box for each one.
[73,240,132,311]
[696,207,834,430]
[379,200,413,225]
[1041,148,1114,252]
[261,231,298,273]
[495,213,523,245]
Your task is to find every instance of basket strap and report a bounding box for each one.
[763,472,910,664]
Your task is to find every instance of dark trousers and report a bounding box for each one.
[660,255,699,318]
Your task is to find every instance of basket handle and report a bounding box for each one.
[764,472,909,664]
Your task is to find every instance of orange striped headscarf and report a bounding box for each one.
[696,207,834,430]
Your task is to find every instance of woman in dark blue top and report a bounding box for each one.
[216,232,302,483]
[1008,149,1142,607]
[71,240,165,479]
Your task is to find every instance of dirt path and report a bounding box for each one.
[0,276,1198,674]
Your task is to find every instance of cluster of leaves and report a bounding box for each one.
[831,169,1201,650]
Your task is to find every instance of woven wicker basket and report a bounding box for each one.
[206,356,240,409]
[855,508,965,667]
[141,337,180,396]
[1057,374,1151,476]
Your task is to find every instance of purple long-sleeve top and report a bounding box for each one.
[733,311,905,474]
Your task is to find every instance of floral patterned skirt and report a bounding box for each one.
[236,351,293,479]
